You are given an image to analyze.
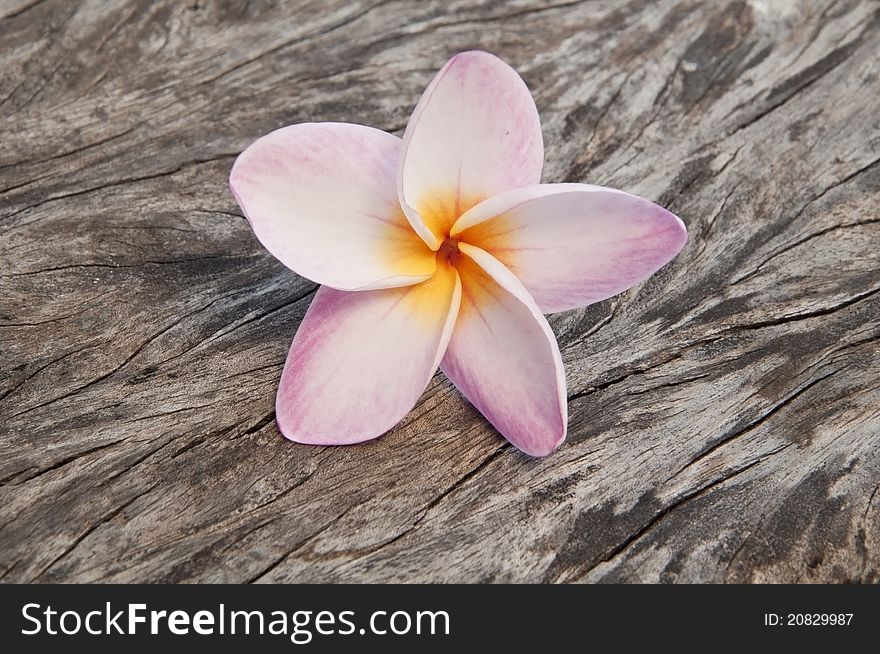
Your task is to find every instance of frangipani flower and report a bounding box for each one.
[229,51,686,457]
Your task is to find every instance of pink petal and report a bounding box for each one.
[452,183,688,313]
[441,243,567,457]
[398,51,544,249]
[277,263,460,445]
[230,122,436,291]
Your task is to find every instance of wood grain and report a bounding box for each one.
[1,0,878,583]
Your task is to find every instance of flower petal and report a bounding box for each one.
[230,122,436,291]
[453,183,688,313]
[440,243,567,457]
[277,262,460,445]
[398,51,544,249]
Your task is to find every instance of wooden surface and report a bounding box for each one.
[1,0,879,584]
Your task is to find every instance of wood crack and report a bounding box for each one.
[0,125,140,173]
[246,505,355,584]
[9,297,224,418]
[2,438,127,487]
[574,443,792,582]
[199,0,395,86]
[0,0,48,21]
[2,154,237,221]
[667,369,840,482]
[33,484,159,581]
[3,255,230,277]
[733,217,880,285]
[717,285,880,332]
[344,443,509,560]
[727,19,871,134]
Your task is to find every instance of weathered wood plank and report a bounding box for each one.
[1,0,878,583]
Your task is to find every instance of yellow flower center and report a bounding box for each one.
[416,190,483,249]
[437,236,461,265]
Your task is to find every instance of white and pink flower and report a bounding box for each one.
[229,51,687,457]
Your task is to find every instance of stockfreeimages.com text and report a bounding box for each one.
[21,603,450,644]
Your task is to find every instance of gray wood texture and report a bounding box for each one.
[1,0,879,583]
